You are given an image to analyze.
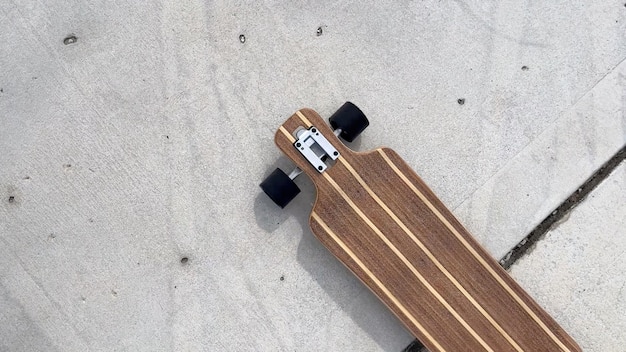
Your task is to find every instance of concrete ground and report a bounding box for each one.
[1,1,625,351]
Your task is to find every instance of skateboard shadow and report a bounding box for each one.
[253,139,415,351]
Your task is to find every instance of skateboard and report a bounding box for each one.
[260,102,581,352]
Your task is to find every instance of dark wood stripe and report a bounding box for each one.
[310,180,484,351]
[334,155,522,350]
[323,158,511,351]
[309,213,446,351]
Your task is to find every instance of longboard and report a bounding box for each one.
[263,105,581,352]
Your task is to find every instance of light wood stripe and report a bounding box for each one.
[296,111,311,126]
[279,126,295,142]
[311,212,446,352]
[378,149,572,352]
[321,172,495,352]
[336,156,523,351]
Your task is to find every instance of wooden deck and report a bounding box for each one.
[274,108,581,352]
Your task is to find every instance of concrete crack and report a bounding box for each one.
[567,55,626,114]
[499,145,626,269]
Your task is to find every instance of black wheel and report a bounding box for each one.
[260,168,301,208]
[402,339,425,352]
[329,101,369,142]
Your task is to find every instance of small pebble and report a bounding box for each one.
[239,34,246,43]
[63,35,78,45]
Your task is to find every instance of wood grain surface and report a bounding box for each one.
[274,108,581,352]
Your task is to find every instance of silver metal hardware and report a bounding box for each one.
[287,167,302,180]
[294,126,340,173]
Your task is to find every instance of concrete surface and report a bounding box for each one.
[510,161,626,352]
[1,1,625,351]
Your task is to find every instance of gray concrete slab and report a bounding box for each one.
[1,1,625,351]
[510,161,626,352]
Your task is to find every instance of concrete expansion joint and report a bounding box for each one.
[501,145,626,269]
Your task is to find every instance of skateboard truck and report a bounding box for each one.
[284,128,342,182]
[261,102,368,208]
[293,126,341,173]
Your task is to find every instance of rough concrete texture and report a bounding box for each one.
[1,1,625,351]
[510,161,626,352]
